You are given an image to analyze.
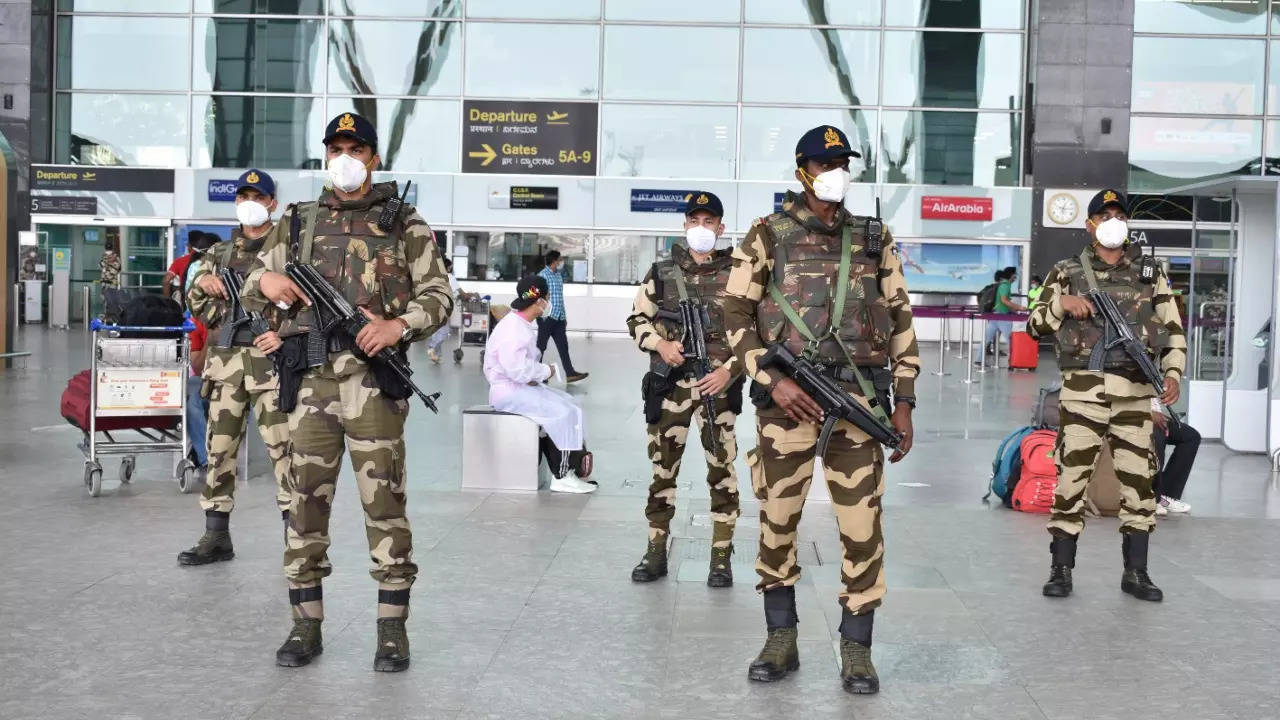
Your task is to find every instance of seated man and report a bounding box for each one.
[1152,404,1199,515]
[484,275,595,494]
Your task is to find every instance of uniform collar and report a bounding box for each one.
[319,181,397,211]
[782,189,849,235]
[1085,243,1134,272]
[671,244,731,274]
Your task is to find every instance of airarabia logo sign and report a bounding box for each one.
[920,196,993,221]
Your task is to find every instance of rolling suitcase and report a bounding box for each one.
[1009,331,1038,370]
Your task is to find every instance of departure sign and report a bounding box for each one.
[462,100,598,176]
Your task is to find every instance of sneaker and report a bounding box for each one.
[1155,503,1168,517]
[549,475,596,494]
[427,348,441,364]
[566,372,589,383]
[1160,496,1191,514]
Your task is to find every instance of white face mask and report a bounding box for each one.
[235,200,270,228]
[810,168,852,203]
[1095,217,1129,249]
[685,225,717,254]
[327,153,369,192]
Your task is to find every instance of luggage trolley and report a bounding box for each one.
[75,318,197,497]
[453,295,493,365]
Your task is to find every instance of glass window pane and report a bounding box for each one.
[466,0,599,20]
[1128,116,1262,192]
[740,107,876,181]
[1266,42,1280,115]
[328,0,460,16]
[55,93,188,166]
[466,232,586,282]
[742,29,879,105]
[882,31,1022,109]
[886,0,1025,29]
[466,23,599,98]
[603,26,738,102]
[191,94,326,169]
[592,235,664,285]
[1137,0,1266,34]
[55,16,189,91]
[606,0,738,22]
[328,19,461,96]
[880,110,1019,186]
[1264,120,1280,176]
[58,0,185,11]
[194,0,324,11]
[328,98,460,172]
[1133,37,1264,115]
[600,104,736,178]
[744,0,879,25]
[193,18,325,93]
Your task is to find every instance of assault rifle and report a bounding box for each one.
[758,343,902,458]
[216,268,270,348]
[1085,289,1180,428]
[284,261,441,413]
[655,299,718,441]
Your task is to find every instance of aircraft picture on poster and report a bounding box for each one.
[896,242,1023,293]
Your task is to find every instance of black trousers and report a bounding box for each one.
[539,435,589,479]
[1153,421,1201,501]
[536,316,579,375]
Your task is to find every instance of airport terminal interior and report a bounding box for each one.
[0,327,1276,720]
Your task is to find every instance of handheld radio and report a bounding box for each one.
[377,180,412,232]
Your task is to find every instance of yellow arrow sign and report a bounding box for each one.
[468,143,497,167]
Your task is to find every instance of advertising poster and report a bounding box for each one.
[896,242,1022,294]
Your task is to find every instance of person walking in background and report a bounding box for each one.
[426,258,478,364]
[983,266,1026,357]
[1152,404,1198,516]
[536,251,588,383]
[99,236,124,322]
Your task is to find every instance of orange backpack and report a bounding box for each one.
[1010,429,1058,513]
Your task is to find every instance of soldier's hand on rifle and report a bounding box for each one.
[196,274,229,300]
[696,366,732,397]
[260,271,311,309]
[1160,377,1180,406]
[356,308,404,357]
[1060,294,1093,320]
[656,338,685,367]
[771,377,824,424]
[254,330,283,355]
[889,403,914,463]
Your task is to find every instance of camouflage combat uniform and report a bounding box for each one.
[626,244,743,552]
[186,228,291,516]
[99,249,122,288]
[723,190,920,617]
[242,182,452,621]
[1027,246,1186,537]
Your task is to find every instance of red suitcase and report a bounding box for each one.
[1009,331,1039,370]
[61,370,177,433]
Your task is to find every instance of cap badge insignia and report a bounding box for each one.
[246,171,259,184]
[338,113,357,132]
[696,194,709,205]
[824,127,843,149]
[1104,190,1118,203]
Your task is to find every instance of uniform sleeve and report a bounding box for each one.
[1152,273,1187,381]
[397,210,454,341]
[723,223,784,388]
[625,265,663,352]
[882,231,920,400]
[1026,267,1069,340]
[240,208,292,315]
[186,245,224,329]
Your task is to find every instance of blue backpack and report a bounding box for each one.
[985,426,1037,504]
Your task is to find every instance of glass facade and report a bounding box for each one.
[1129,0,1278,190]
[52,1,1026,186]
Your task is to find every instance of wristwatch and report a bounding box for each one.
[895,396,916,409]
[396,317,412,341]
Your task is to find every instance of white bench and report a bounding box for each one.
[461,406,551,492]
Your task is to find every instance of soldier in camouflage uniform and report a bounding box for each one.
[626,191,743,588]
[723,126,919,695]
[177,169,291,566]
[241,113,453,672]
[1027,188,1185,603]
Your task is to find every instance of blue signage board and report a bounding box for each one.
[630,188,695,214]
[207,179,239,202]
[773,192,785,212]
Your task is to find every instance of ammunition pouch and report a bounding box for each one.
[725,375,745,415]
[641,370,678,424]
[749,379,774,410]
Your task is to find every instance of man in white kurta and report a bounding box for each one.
[484,275,595,494]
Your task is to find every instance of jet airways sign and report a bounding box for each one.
[920,195,993,221]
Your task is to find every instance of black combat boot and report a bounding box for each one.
[374,618,410,672]
[275,618,323,667]
[748,586,800,682]
[1042,534,1077,598]
[177,510,234,565]
[838,610,878,694]
[630,537,668,582]
[1121,532,1163,602]
[707,545,733,588]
